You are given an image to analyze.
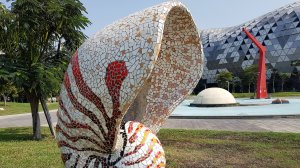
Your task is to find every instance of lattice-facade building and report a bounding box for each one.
[201,2,300,84]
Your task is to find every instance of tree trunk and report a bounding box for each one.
[281,82,284,92]
[40,96,56,138]
[272,78,275,93]
[56,37,62,59]
[27,93,42,140]
[248,83,251,93]
[2,94,7,107]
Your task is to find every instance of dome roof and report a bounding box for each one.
[191,87,237,107]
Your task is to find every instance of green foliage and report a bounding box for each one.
[240,65,258,92]
[0,0,90,139]
[0,80,18,106]
[0,82,17,97]
[270,68,280,93]
[291,60,300,66]
[216,71,233,89]
[242,65,258,84]
[232,76,241,92]
[0,70,18,105]
[279,73,290,91]
[0,0,91,98]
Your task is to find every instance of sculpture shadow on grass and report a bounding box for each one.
[0,128,46,142]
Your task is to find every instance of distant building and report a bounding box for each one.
[201,1,300,84]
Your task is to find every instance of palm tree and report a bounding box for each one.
[271,68,278,93]
[279,73,290,92]
[216,71,233,90]
[241,65,258,93]
[232,76,241,93]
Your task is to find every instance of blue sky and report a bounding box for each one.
[81,0,298,37]
[2,0,298,37]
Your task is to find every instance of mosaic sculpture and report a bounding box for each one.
[56,1,203,167]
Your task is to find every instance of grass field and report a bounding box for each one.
[0,102,58,116]
[232,92,300,98]
[0,127,299,168]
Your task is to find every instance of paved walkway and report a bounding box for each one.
[163,118,300,133]
[0,111,300,133]
[0,110,57,128]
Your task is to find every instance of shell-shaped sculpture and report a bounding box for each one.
[56,1,203,167]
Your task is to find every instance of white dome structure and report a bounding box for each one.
[190,87,238,107]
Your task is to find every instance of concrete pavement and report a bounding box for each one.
[0,110,57,128]
[163,118,300,133]
[1,110,300,133]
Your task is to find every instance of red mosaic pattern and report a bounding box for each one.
[57,52,165,167]
[105,61,128,117]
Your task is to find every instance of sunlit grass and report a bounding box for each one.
[0,127,299,168]
[0,102,58,116]
[232,92,300,98]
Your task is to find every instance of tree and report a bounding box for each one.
[291,60,300,66]
[270,68,279,93]
[241,65,258,93]
[0,79,17,106]
[279,73,290,92]
[232,76,241,93]
[289,61,300,91]
[0,68,16,106]
[289,67,300,91]
[0,1,90,140]
[216,71,233,90]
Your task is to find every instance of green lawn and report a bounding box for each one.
[0,102,58,116]
[232,92,300,98]
[0,127,299,168]
[160,129,300,168]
